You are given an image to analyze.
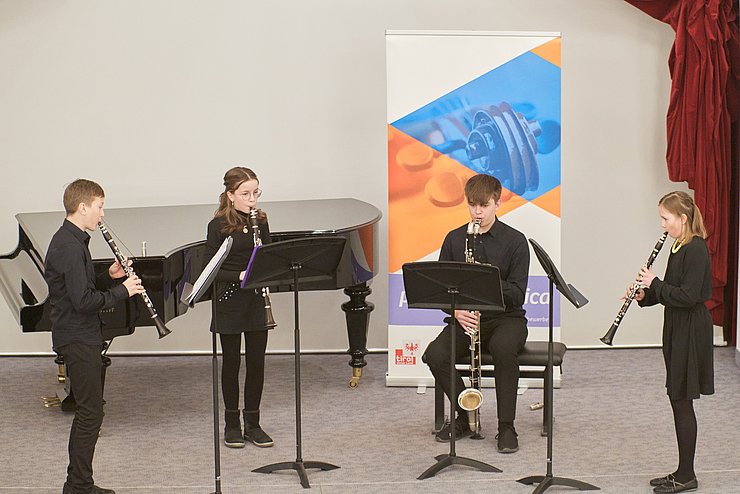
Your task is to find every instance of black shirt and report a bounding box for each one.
[45,219,129,350]
[439,216,529,320]
[205,211,272,333]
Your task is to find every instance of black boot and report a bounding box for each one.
[224,409,245,448]
[243,410,274,447]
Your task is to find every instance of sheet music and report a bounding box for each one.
[183,237,232,306]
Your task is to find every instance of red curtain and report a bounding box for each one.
[625,0,740,339]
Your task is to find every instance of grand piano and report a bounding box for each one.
[0,198,380,390]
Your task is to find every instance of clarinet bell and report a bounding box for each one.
[600,323,617,346]
[153,317,172,339]
[264,303,277,330]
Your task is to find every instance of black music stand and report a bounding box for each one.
[181,237,233,494]
[244,236,346,489]
[517,239,599,493]
[402,261,504,480]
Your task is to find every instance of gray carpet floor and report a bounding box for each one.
[1,347,739,493]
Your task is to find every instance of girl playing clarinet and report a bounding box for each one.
[635,191,713,493]
[205,166,275,448]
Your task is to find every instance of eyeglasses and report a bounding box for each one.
[236,189,262,200]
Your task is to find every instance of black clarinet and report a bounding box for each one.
[98,221,172,339]
[600,232,668,345]
[247,209,277,329]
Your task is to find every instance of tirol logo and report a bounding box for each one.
[395,341,420,365]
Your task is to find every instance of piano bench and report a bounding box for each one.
[433,340,567,437]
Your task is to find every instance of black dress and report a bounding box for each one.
[639,236,714,400]
[205,212,272,334]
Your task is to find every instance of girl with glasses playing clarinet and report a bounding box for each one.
[205,166,275,449]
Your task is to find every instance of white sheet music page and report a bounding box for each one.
[183,237,232,306]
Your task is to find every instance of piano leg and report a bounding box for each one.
[43,354,76,411]
[342,284,374,388]
[44,349,111,411]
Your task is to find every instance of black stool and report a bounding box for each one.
[434,340,567,436]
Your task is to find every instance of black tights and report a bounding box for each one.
[670,398,697,482]
[220,331,268,411]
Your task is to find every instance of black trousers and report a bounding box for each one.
[220,331,268,412]
[58,342,105,491]
[423,315,527,423]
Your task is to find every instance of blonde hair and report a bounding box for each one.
[659,191,707,244]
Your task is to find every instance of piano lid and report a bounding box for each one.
[15,198,382,260]
[2,198,381,334]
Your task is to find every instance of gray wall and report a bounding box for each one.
[1,0,685,355]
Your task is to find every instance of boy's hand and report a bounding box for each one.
[108,259,131,279]
[123,275,145,297]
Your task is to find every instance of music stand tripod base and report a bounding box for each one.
[418,454,501,480]
[518,475,600,494]
[253,461,339,489]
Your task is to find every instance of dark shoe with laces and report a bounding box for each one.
[496,423,518,453]
[653,477,698,493]
[435,416,472,442]
[650,474,675,487]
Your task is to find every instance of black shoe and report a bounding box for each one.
[224,426,246,448]
[244,426,274,447]
[650,474,675,487]
[224,409,246,448]
[243,410,274,447]
[653,477,698,493]
[63,485,115,494]
[435,416,472,442]
[496,423,518,453]
[89,487,116,494]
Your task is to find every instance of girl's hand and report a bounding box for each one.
[633,287,645,301]
[638,265,656,287]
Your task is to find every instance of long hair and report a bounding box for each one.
[214,167,267,234]
[659,191,707,244]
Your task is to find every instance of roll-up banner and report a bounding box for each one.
[386,31,562,387]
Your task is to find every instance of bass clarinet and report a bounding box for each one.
[600,231,668,346]
[98,221,172,339]
[247,209,277,329]
[457,219,484,439]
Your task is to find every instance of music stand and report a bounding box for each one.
[402,261,504,480]
[181,237,233,494]
[517,239,599,493]
[244,236,346,489]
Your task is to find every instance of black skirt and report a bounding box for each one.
[209,281,270,334]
